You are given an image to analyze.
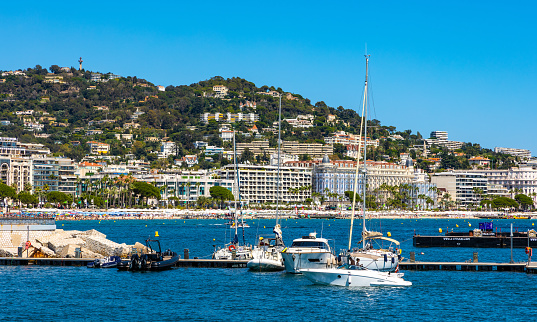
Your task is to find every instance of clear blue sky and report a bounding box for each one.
[1,1,536,155]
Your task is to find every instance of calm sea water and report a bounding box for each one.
[2,218,537,321]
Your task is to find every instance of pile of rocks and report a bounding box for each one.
[26,229,136,259]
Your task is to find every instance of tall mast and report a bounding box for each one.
[276,94,282,225]
[348,54,370,250]
[362,54,370,249]
[233,130,238,243]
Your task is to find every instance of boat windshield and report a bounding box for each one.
[290,241,329,249]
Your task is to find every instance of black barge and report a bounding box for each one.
[413,222,537,248]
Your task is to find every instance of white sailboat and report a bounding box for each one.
[213,131,253,260]
[247,94,285,271]
[301,54,411,287]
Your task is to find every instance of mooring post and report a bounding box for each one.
[184,249,189,260]
[473,252,478,263]
[410,251,415,263]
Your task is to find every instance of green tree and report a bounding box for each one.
[515,194,534,211]
[209,186,234,209]
[46,191,73,205]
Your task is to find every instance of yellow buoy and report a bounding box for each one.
[533,223,535,226]
[264,226,266,228]
[439,228,443,233]
[62,224,64,226]
[387,232,391,237]
[145,225,147,227]
[213,238,215,241]
[155,231,159,237]
[469,223,471,227]
[456,224,459,227]
[259,237,264,240]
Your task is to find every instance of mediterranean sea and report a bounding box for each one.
[2,218,536,321]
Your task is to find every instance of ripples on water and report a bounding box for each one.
[3,218,537,320]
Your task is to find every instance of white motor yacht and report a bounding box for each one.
[281,232,336,274]
[301,266,411,287]
[301,251,410,287]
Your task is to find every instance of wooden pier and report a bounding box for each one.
[175,259,248,268]
[3,256,537,273]
[400,261,537,273]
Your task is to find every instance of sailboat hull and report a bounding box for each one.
[351,250,399,272]
[301,268,411,287]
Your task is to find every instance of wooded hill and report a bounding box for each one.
[0,65,519,170]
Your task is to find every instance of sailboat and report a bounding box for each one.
[212,131,253,260]
[247,94,285,271]
[301,54,411,287]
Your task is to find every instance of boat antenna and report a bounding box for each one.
[348,53,369,251]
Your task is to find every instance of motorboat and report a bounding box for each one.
[301,251,410,287]
[87,256,121,268]
[280,232,336,274]
[117,239,179,271]
[301,266,411,287]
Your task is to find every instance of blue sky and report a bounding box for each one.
[1,1,536,155]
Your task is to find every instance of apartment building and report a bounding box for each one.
[218,164,312,204]
[431,171,488,206]
[494,147,532,160]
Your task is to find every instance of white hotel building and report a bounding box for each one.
[218,164,312,204]
[471,166,537,200]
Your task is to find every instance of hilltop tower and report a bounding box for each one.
[78,57,83,71]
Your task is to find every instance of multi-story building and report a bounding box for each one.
[218,164,312,204]
[470,166,537,200]
[425,131,464,150]
[158,141,176,159]
[200,113,259,124]
[235,141,333,158]
[87,141,110,155]
[32,156,77,197]
[312,156,415,201]
[494,147,532,160]
[212,85,228,98]
[430,171,488,206]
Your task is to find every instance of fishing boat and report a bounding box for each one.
[247,94,285,271]
[280,232,336,273]
[301,54,411,287]
[117,239,179,271]
[87,256,121,268]
[212,131,253,260]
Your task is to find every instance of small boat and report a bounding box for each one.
[87,256,121,268]
[280,232,336,274]
[247,96,286,272]
[117,239,179,271]
[247,231,285,271]
[301,266,411,287]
